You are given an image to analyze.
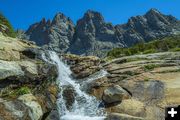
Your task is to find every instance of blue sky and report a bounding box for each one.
[0,0,179,30]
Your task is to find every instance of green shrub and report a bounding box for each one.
[143,49,157,54]
[16,86,31,95]
[143,64,159,71]
[107,35,180,59]
[144,77,150,81]
[170,47,180,52]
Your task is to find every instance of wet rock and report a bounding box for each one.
[36,84,59,113]
[102,85,131,104]
[37,61,58,83]
[62,86,76,110]
[45,109,59,120]
[46,85,59,107]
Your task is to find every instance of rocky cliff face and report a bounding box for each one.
[25,9,180,57]
[69,10,124,57]
[25,13,74,53]
[115,8,180,46]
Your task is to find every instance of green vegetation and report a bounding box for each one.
[143,64,160,71]
[107,35,180,59]
[170,47,180,52]
[0,13,16,37]
[0,86,31,99]
[16,86,31,95]
[144,77,150,82]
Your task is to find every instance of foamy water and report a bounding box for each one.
[43,51,106,120]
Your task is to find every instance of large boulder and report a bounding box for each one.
[108,99,146,118]
[0,98,31,120]
[18,94,43,120]
[62,86,76,110]
[102,85,131,104]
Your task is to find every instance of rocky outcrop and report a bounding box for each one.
[89,52,180,120]
[109,99,146,118]
[63,54,102,79]
[25,9,180,57]
[25,13,74,53]
[0,34,59,120]
[0,60,24,80]
[62,86,75,110]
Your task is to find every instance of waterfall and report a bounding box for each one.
[42,51,106,120]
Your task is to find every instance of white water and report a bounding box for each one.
[42,51,106,120]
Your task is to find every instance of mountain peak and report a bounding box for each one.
[54,12,66,19]
[148,8,160,13]
[83,10,104,21]
[86,10,100,15]
[40,18,46,25]
[145,8,162,17]
[52,12,71,25]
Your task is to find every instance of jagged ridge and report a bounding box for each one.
[24,9,180,57]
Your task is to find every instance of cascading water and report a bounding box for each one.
[42,51,107,120]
